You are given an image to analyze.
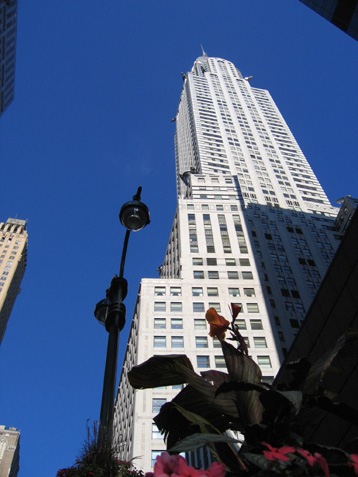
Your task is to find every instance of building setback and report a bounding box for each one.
[0,425,20,477]
[113,54,345,470]
[0,218,27,345]
[0,0,18,115]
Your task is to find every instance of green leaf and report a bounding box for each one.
[129,355,240,418]
[200,369,231,388]
[169,432,240,452]
[243,452,272,471]
[276,390,303,415]
[220,340,264,426]
[128,355,194,388]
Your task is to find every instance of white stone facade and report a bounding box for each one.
[113,55,342,471]
[0,218,28,345]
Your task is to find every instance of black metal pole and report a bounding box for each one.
[98,232,130,445]
[96,187,149,447]
[98,305,123,444]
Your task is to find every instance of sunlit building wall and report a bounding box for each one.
[0,425,20,477]
[0,218,27,345]
[113,54,343,470]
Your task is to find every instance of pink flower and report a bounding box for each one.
[296,448,316,467]
[262,442,295,462]
[349,454,358,475]
[153,452,181,476]
[146,452,225,477]
[205,461,226,477]
[313,453,330,477]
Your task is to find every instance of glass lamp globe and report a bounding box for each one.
[119,200,150,232]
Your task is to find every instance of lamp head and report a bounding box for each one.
[119,187,150,232]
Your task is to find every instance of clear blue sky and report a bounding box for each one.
[0,1,357,475]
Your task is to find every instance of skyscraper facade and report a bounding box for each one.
[0,0,18,115]
[0,425,20,477]
[113,54,343,470]
[0,218,27,345]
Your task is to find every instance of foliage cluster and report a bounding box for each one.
[129,305,358,476]
[56,425,144,477]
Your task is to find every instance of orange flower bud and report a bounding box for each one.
[205,308,230,340]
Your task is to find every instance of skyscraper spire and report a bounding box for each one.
[200,44,207,56]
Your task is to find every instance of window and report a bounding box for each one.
[239,258,251,266]
[242,271,254,279]
[228,271,238,280]
[257,356,272,368]
[236,319,247,330]
[207,258,217,265]
[193,302,205,312]
[228,287,240,297]
[170,302,182,312]
[192,287,203,296]
[215,356,226,368]
[225,258,236,266]
[152,423,162,439]
[250,319,263,330]
[171,318,183,329]
[154,318,166,329]
[290,319,300,328]
[152,398,166,413]
[209,302,221,312]
[171,336,184,348]
[154,287,166,296]
[194,319,207,330]
[154,302,166,312]
[153,336,166,348]
[194,270,204,279]
[208,271,219,279]
[152,451,162,467]
[170,287,182,296]
[295,303,305,313]
[254,337,267,348]
[207,287,218,296]
[213,337,221,348]
[195,336,208,348]
[244,288,255,297]
[247,303,259,313]
[192,257,203,266]
[197,355,210,368]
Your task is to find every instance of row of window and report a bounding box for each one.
[193,270,253,280]
[154,317,263,330]
[187,203,238,211]
[192,286,255,297]
[153,335,267,349]
[192,257,250,266]
[154,301,259,313]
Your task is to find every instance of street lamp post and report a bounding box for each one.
[94,187,150,445]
